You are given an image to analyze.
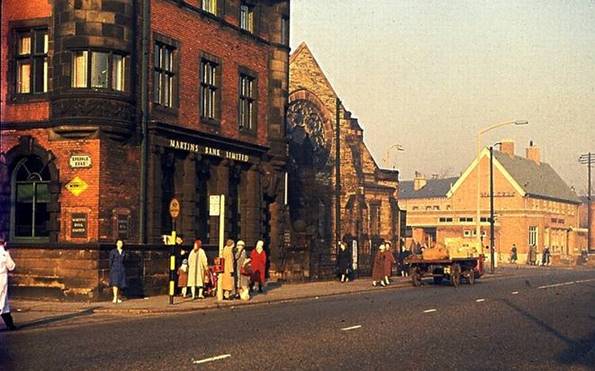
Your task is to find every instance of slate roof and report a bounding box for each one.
[400,177,458,199]
[493,150,581,204]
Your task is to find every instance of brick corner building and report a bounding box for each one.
[0,0,290,300]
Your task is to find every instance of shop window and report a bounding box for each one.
[71,50,128,91]
[200,57,220,122]
[15,28,48,94]
[202,0,218,15]
[238,72,256,131]
[240,3,254,32]
[11,156,51,240]
[154,42,176,107]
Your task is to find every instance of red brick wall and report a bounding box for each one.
[151,0,270,146]
[1,0,51,123]
[1,129,102,242]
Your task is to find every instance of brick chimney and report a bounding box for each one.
[499,140,515,156]
[526,140,540,164]
[413,171,427,191]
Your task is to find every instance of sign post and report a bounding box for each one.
[209,195,225,302]
[167,198,180,305]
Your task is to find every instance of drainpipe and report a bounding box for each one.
[139,0,150,244]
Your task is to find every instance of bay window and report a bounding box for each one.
[71,50,128,91]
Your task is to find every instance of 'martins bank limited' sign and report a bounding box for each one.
[169,139,250,162]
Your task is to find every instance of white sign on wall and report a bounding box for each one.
[69,155,92,168]
[209,195,221,216]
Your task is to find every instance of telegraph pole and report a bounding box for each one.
[489,146,495,273]
[335,97,341,257]
[579,153,594,251]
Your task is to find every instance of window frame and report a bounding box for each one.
[239,2,255,33]
[238,67,258,134]
[153,34,180,113]
[10,157,51,242]
[528,226,538,246]
[202,0,219,15]
[70,49,129,92]
[9,18,50,102]
[281,16,290,46]
[200,53,222,126]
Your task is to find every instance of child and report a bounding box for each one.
[177,259,189,298]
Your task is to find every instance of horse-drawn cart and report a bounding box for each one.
[404,255,484,287]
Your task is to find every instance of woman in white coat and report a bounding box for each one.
[187,239,209,299]
[0,240,16,330]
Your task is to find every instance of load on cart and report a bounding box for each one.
[404,238,485,287]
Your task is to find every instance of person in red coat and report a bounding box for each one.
[250,240,267,293]
[372,243,386,287]
[383,241,396,285]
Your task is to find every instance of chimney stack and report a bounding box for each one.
[526,140,540,164]
[499,140,515,156]
[413,171,427,191]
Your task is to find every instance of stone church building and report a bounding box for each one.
[280,43,401,278]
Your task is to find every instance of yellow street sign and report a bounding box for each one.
[65,176,89,196]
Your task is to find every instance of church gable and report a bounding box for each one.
[289,43,339,116]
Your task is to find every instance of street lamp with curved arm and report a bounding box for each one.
[383,144,405,169]
[476,120,528,255]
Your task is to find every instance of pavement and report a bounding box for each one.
[4,264,582,320]
[1,266,593,370]
[9,275,413,316]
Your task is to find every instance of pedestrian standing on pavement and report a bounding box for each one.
[187,239,209,299]
[372,243,386,287]
[542,246,551,266]
[398,246,411,277]
[0,239,17,330]
[383,241,396,285]
[109,240,127,304]
[177,259,189,298]
[234,240,250,300]
[250,240,267,293]
[337,242,352,283]
[221,239,235,300]
[510,244,518,264]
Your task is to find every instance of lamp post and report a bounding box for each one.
[489,145,498,274]
[382,144,405,169]
[476,121,528,263]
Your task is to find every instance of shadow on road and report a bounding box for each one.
[4,307,99,332]
[502,298,595,367]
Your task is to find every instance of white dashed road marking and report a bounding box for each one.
[423,309,437,313]
[575,278,595,284]
[475,298,486,302]
[192,354,231,364]
[341,325,362,331]
[512,291,519,295]
[537,281,575,289]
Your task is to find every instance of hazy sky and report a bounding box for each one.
[290,0,595,194]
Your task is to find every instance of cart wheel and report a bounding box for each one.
[433,276,443,285]
[410,267,422,287]
[467,270,475,285]
[451,264,461,287]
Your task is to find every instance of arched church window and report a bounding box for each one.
[11,156,51,239]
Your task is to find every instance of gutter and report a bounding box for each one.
[139,0,150,244]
